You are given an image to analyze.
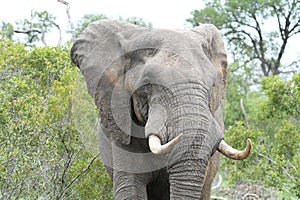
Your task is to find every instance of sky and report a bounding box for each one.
[0,0,204,45]
[0,0,299,65]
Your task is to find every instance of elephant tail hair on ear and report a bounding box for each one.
[218,139,252,160]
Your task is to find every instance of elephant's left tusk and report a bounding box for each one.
[218,139,252,160]
[148,134,183,154]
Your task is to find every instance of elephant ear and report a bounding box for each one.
[71,20,147,144]
[191,24,228,130]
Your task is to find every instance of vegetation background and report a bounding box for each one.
[0,0,299,199]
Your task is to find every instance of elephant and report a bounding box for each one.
[71,19,251,200]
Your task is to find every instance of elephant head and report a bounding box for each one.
[71,20,251,199]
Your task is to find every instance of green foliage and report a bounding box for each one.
[70,156,113,200]
[187,3,226,29]
[15,10,59,46]
[224,61,258,128]
[0,22,14,40]
[187,0,300,76]
[222,74,300,198]
[0,39,112,199]
[260,74,300,120]
[187,0,266,29]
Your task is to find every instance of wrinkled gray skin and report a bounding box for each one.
[71,20,228,199]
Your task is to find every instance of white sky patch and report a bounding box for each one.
[1,0,299,64]
[0,0,204,44]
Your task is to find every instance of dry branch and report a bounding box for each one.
[14,29,41,34]
[240,98,250,129]
[57,152,100,199]
[58,0,76,42]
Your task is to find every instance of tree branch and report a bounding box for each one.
[231,13,257,30]
[251,13,271,75]
[279,69,298,74]
[229,28,265,70]
[58,152,100,198]
[14,28,47,46]
[258,153,296,182]
[288,18,300,36]
[240,98,250,129]
[289,28,300,37]
[50,20,62,45]
[14,29,41,34]
[271,4,284,39]
[58,0,76,42]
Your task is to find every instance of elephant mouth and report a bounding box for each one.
[148,134,252,160]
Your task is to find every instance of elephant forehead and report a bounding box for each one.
[123,30,217,85]
[124,29,202,55]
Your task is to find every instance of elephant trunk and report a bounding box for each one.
[145,83,223,198]
[167,112,221,199]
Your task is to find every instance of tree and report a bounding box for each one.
[0,39,112,199]
[222,60,258,129]
[0,22,14,40]
[187,0,300,76]
[14,10,61,46]
[220,73,300,198]
[57,0,76,42]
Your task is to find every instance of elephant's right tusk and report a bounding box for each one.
[148,134,183,154]
[218,139,252,160]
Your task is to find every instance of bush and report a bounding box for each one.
[221,74,300,198]
[0,40,113,199]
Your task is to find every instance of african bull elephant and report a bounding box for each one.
[71,20,251,200]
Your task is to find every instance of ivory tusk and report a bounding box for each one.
[218,139,252,160]
[148,134,183,154]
